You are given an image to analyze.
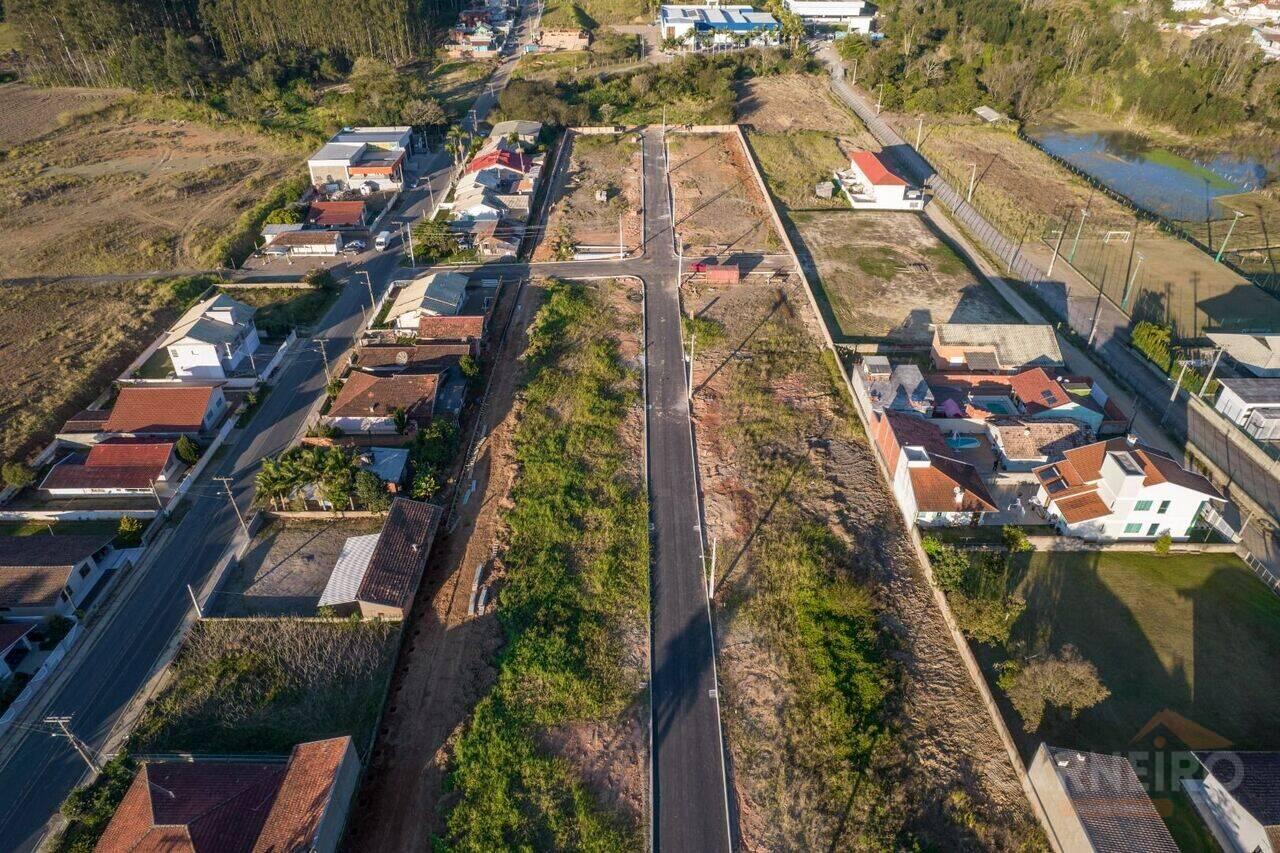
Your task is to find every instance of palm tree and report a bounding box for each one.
[254,458,291,510]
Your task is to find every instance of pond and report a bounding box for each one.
[1027,126,1271,223]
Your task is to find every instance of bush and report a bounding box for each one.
[354,470,391,512]
[264,205,303,225]
[174,435,201,465]
[53,753,138,852]
[1153,532,1173,555]
[302,268,338,290]
[1001,526,1032,553]
[116,516,145,547]
[2,462,35,489]
[1131,320,1174,373]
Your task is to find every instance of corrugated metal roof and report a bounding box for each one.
[318,534,380,607]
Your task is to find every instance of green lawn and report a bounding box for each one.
[747,130,851,210]
[1002,550,1280,752]
[539,0,649,29]
[0,520,120,538]
[218,285,337,336]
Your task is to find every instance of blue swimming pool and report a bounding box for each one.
[946,435,981,450]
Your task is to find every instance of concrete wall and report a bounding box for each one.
[1027,746,1095,853]
[312,741,363,853]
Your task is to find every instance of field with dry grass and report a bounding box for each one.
[0,277,203,463]
[535,133,642,260]
[0,86,302,277]
[668,132,780,254]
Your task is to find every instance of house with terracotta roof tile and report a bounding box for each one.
[1032,437,1225,540]
[836,150,924,210]
[0,534,115,617]
[305,200,371,230]
[871,409,997,526]
[986,418,1086,472]
[95,736,360,853]
[325,370,443,435]
[103,385,228,436]
[39,438,181,497]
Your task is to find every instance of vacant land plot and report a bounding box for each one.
[911,119,1280,336]
[749,131,856,211]
[535,133,641,260]
[0,277,203,463]
[424,61,491,120]
[668,132,779,253]
[130,618,399,755]
[0,82,123,147]
[218,284,338,335]
[735,74,876,140]
[789,209,1016,343]
[212,517,386,617]
[540,0,647,29]
[684,279,1037,848]
[0,89,301,277]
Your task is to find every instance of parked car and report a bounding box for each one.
[341,239,366,255]
[374,231,393,251]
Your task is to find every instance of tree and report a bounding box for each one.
[459,354,481,382]
[355,470,391,512]
[174,435,201,465]
[403,97,447,129]
[318,447,355,511]
[326,377,345,398]
[2,462,35,489]
[264,206,304,225]
[410,217,460,264]
[392,407,409,434]
[116,516,145,547]
[411,470,440,500]
[1004,645,1110,732]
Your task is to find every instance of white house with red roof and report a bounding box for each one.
[1032,436,1225,540]
[870,409,997,526]
[836,150,924,210]
[39,438,182,497]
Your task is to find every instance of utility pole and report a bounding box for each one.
[875,83,884,115]
[150,481,163,510]
[1198,347,1224,398]
[850,57,857,86]
[1121,252,1145,310]
[1161,361,1189,425]
[44,717,99,773]
[1047,209,1069,276]
[357,270,375,306]
[403,222,416,267]
[313,338,332,381]
[214,476,249,538]
[707,536,717,597]
[1215,210,1244,263]
[619,214,624,259]
[187,583,203,619]
[916,116,923,149]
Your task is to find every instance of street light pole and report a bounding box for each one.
[1214,210,1244,263]
[313,338,332,382]
[1121,252,1145,310]
[1198,347,1224,398]
[357,270,375,306]
[1047,209,1070,277]
[875,83,884,115]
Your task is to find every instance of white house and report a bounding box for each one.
[658,5,780,46]
[0,621,36,680]
[784,0,876,32]
[836,151,924,210]
[308,126,413,191]
[1029,746,1179,853]
[1214,377,1280,440]
[870,408,996,526]
[39,438,181,497]
[0,534,115,617]
[386,272,469,330]
[1184,751,1280,853]
[163,294,260,381]
[1171,0,1210,10]
[1207,332,1280,377]
[1033,437,1225,541]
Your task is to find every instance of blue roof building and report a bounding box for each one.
[659,5,780,43]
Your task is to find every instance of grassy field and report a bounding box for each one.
[0,276,207,464]
[0,520,120,538]
[129,618,399,756]
[539,0,649,29]
[0,86,303,276]
[748,131,852,211]
[443,279,647,849]
[422,60,491,120]
[218,284,339,335]
[787,209,1015,343]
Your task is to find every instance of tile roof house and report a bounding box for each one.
[305,200,370,230]
[355,342,475,371]
[95,736,360,853]
[40,438,181,496]
[871,409,996,525]
[986,418,1086,471]
[0,534,114,617]
[464,149,532,176]
[932,324,1065,373]
[1029,745,1179,853]
[325,370,442,435]
[1033,437,1224,540]
[489,120,543,145]
[163,294,260,381]
[317,498,442,618]
[263,230,343,257]
[1186,751,1280,853]
[103,385,228,436]
[836,150,924,210]
[386,272,469,330]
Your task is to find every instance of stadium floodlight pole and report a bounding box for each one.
[1068,207,1089,262]
[1047,209,1069,277]
[1214,210,1244,263]
[967,163,977,203]
[1121,252,1144,310]
[1198,347,1224,398]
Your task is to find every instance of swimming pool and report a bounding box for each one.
[946,435,981,450]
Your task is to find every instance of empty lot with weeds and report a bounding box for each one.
[668,132,780,254]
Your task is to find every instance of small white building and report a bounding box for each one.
[1184,751,1280,853]
[163,294,260,381]
[1214,377,1280,440]
[836,151,924,210]
[265,230,343,257]
[386,272,469,330]
[308,126,413,191]
[784,0,876,32]
[1033,437,1225,541]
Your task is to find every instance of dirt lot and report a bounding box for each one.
[210,517,386,617]
[0,83,124,147]
[789,209,1017,343]
[534,133,642,261]
[910,119,1280,337]
[0,277,198,463]
[735,74,875,139]
[668,132,780,254]
[347,276,646,848]
[684,278,1039,849]
[0,89,300,277]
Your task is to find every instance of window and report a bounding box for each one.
[77,562,91,579]
[1135,500,1153,512]
[1148,523,1160,536]
[1124,523,1142,534]
[1157,500,1170,514]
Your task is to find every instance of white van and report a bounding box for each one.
[374,230,393,251]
